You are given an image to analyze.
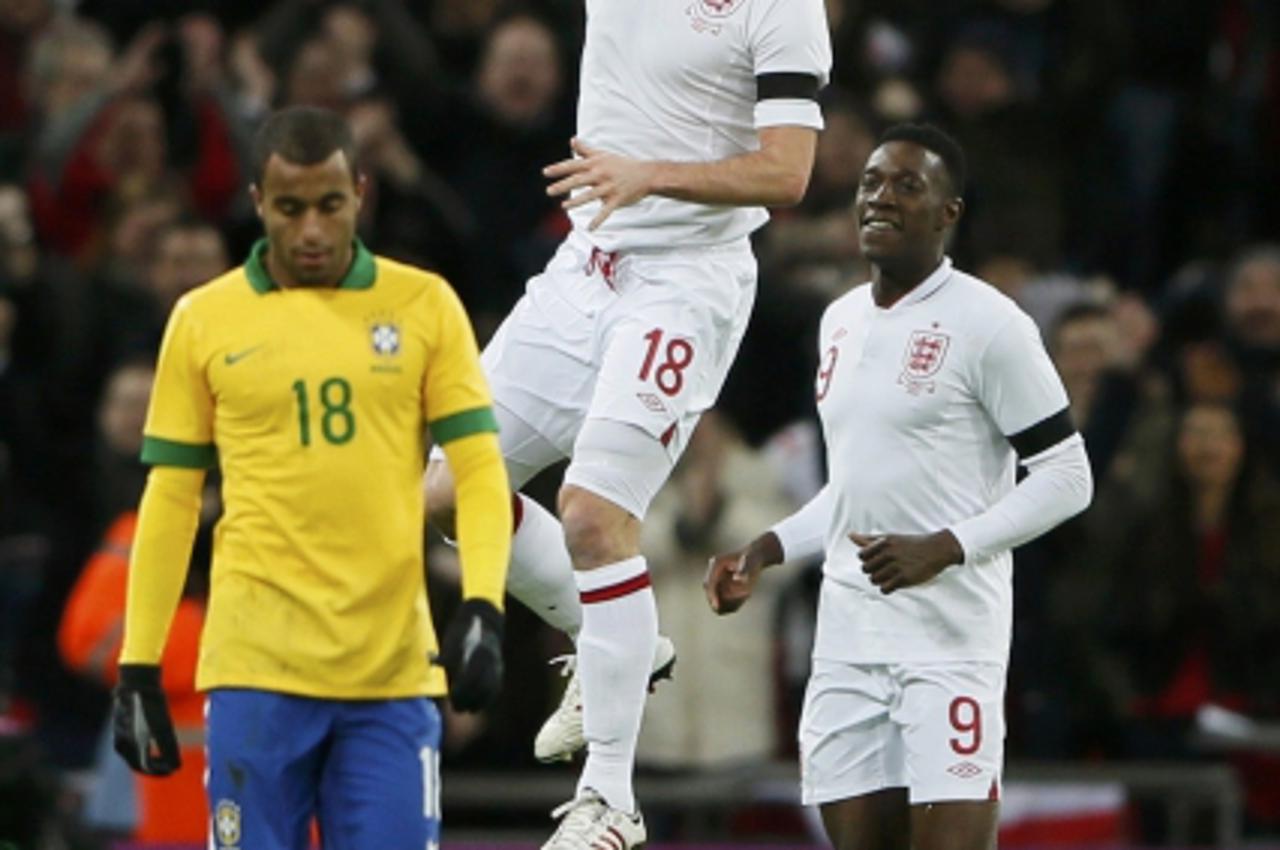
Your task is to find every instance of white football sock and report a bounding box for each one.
[506,494,582,640]
[573,556,657,814]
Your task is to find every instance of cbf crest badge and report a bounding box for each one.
[371,322,401,356]
[214,799,241,849]
[898,330,950,395]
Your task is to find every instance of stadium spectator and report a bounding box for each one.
[0,0,52,179]
[253,0,438,115]
[1223,244,1280,469]
[25,16,244,260]
[347,95,474,287]
[1102,401,1280,834]
[422,11,571,325]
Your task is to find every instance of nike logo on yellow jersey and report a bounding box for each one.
[224,346,262,365]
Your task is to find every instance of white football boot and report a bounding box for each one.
[534,635,676,763]
[541,789,646,850]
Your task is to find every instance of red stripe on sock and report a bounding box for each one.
[580,572,651,604]
[512,493,524,534]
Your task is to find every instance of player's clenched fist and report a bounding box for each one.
[704,531,784,615]
[850,530,965,595]
[439,599,505,712]
[113,664,181,776]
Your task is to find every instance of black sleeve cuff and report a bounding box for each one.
[756,72,821,101]
[1007,407,1076,458]
[118,663,163,690]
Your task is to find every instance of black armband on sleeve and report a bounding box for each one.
[756,72,821,101]
[1007,407,1076,459]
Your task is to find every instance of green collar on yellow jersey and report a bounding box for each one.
[244,238,377,293]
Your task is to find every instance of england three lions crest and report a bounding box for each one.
[697,0,742,17]
[688,0,743,33]
[898,330,950,394]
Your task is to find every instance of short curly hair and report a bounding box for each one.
[878,122,967,198]
[251,106,357,185]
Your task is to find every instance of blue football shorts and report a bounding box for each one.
[205,689,442,850]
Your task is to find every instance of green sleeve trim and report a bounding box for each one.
[429,406,499,445]
[140,436,218,469]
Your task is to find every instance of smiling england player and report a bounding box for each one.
[705,123,1093,850]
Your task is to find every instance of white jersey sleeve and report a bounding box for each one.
[770,483,832,562]
[970,311,1070,440]
[749,0,832,129]
[949,310,1092,564]
[949,435,1093,565]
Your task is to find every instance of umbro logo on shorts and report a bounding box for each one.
[636,392,667,414]
[947,761,983,779]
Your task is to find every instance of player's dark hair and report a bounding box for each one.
[251,106,358,185]
[878,122,966,198]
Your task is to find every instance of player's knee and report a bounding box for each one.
[424,460,458,538]
[558,486,633,568]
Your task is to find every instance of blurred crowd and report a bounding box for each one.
[0,0,1277,845]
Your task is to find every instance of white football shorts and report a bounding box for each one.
[476,229,757,513]
[799,658,1006,806]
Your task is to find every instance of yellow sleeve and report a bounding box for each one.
[440,432,511,607]
[422,279,497,433]
[140,297,217,468]
[422,278,509,606]
[119,466,205,663]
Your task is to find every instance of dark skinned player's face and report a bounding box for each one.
[854,141,962,268]
[251,150,364,287]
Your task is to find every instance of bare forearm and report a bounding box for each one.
[649,148,810,208]
[547,126,816,227]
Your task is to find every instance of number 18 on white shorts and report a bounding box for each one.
[480,231,756,501]
[799,659,1005,806]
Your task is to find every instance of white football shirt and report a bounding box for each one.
[570,0,832,251]
[811,258,1070,664]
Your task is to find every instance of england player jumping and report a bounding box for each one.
[705,124,1093,850]
[426,1,831,847]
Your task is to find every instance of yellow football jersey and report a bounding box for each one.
[141,239,496,698]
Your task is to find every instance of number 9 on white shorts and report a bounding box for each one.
[798,659,1006,806]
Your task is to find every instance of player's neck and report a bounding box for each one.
[264,244,353,290]
[870,255,940,308]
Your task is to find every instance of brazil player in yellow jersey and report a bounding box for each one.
[109,106,512,850]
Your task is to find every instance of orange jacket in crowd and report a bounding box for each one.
[58,511,208,844]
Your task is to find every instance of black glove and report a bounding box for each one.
[112,663,181,776]
[438,599,504,712]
